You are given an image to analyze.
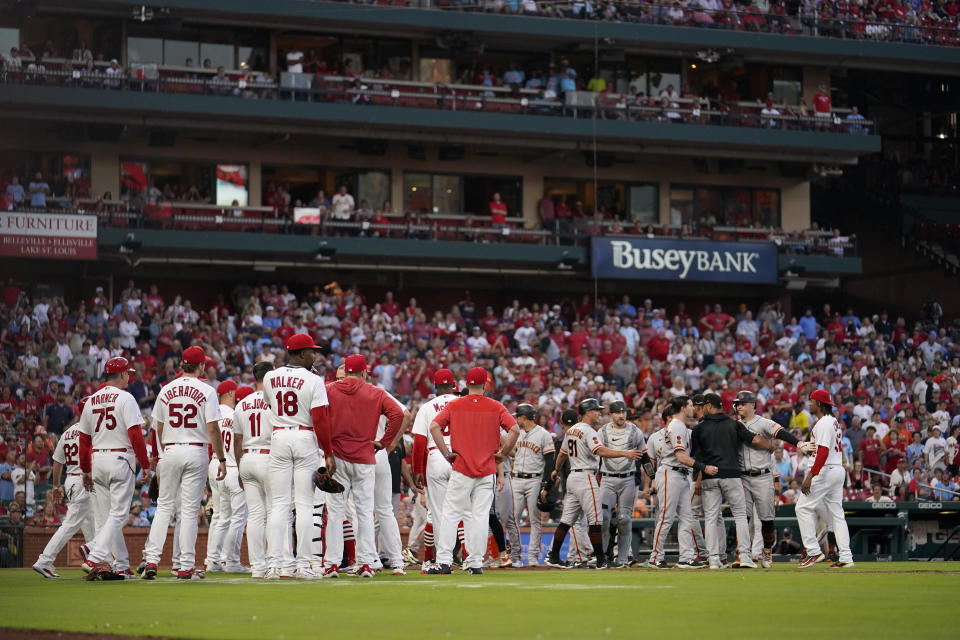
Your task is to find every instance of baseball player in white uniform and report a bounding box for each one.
[509,404,554,566]
[646,396,703,569]
[732,390,809,568]
[545,399,641,570]
[263,334,331,580]
[33,399,96,578]
[598,401,649,567]
[206,380,248,573]
[234,364,274,578]
[77,357,152,581]
[141,346,226,580]
[411,369,460,571]
[374,389,411,574]
[796,390,854,568]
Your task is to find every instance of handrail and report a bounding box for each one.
[862,466,960,499]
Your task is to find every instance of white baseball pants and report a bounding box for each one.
[240,452,270,574]
[87,451,136,567]
[374,448,403,568]
[323,457,376,568]
[511,476,543,564]
[206,462,247,568]
[37,475,95,566]
[143,444,208,569]
[266,429,320,572]
[796,465,852,562]
[496,472,520,559]
[425,450,451,529]
[436,470,495,569]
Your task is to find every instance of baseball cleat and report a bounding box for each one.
[391,566,406,576]
[321,565,339,579]
[224,564,251,574]
[177,569,196,580]
[797,552,826,568]
[830,561,855,569]
[761,549,773,568]
[358,564,375,578]
[264,568,280,580]
[676,560,707,569]
[425,563,451,575]
[545,555,570,569]
[205,563,224,573]
[32,563,60,579]
[467,567,483,575]
[645,559,670,569]
[141,563,158,580]
[293,568,318,580]
[118,569,137,580]
[251,570,265,579]
[80,560,96,574]
[136,562,146,576]
[708,560,724,569]
[732,559,757,569]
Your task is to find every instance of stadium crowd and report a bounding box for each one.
[0,278,957,549]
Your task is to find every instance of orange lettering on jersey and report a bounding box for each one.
[518,441,542,455]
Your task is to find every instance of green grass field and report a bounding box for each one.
[2,564,957,639]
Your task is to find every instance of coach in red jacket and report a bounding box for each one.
[428,366,520,575]
[321,354,404,578]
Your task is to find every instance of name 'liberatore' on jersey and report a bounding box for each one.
[263,365,329,430]
[152,376,221,445]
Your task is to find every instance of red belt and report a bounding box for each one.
[68,472,83,476]
[244,448,270,453]
[166,442,204,447]
[273,426,312,432]
[95,448,131,453]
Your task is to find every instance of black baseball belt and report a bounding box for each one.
[666,466,690,475]
[601,472,633,478]
[511,472,538,479]
[742,468,771,477]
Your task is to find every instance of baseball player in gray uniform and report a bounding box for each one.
[545,399,642,570]
[733,390,806,568]
[598,401,649,567]
[646,396,705,569]
[494,429,520,568]
[554,410,595,567]
[509,404,555,566]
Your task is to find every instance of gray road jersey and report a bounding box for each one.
[599,422,644,473]
[647,429,667,466]
[740,414,781,472]
[659,418,690,469]
[562,422,602,471]
[511,425,555,475]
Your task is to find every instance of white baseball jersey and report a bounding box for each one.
[658,418,689,469]
[262,366,328,429]
[647,428,667,465]
[561,422,602,471]
[152,376,221,445]
[53,423,83,474]
[741,414,782,472]
[78,385,143,449]
[511,426,555,475]
[233,390,271,450]
[218,404,237,467]
[811,414,843,467]
[412,393,459,450]
[599,422,644,473]
[377,391,407,440]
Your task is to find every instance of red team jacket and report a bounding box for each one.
[325,377,404,465]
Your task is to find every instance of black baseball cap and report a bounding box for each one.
[703,393,722,408]
[608,400,627,413]
[692,394,707,406]
[560,409,579,426]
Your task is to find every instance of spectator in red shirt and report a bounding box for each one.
[381,291,400,318]
[597,340,620,374]
[489,192,508,227]
[858,425,882,472]
[883,430,906,475]
[428,366,519,574]
[700,303,735,334]
[646,330,671,362]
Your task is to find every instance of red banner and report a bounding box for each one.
[0,212,98,260]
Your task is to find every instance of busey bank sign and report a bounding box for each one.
[591,237,778,284]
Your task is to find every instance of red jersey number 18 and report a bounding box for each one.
[275,391,298,417]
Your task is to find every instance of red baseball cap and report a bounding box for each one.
[235,385,254,401]
[286,333,322,352]
[103,357,135,375]
[182,346,211,365]
[810,389,836,407]
[344,354,367,374]
[217,380,238,396]
[434,368,455,386]
[466,367,488,386]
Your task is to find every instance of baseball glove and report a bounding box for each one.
[148,475,159,501]
[536,493,557,512]
[797,441,817,456]
[314,468,345,493]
